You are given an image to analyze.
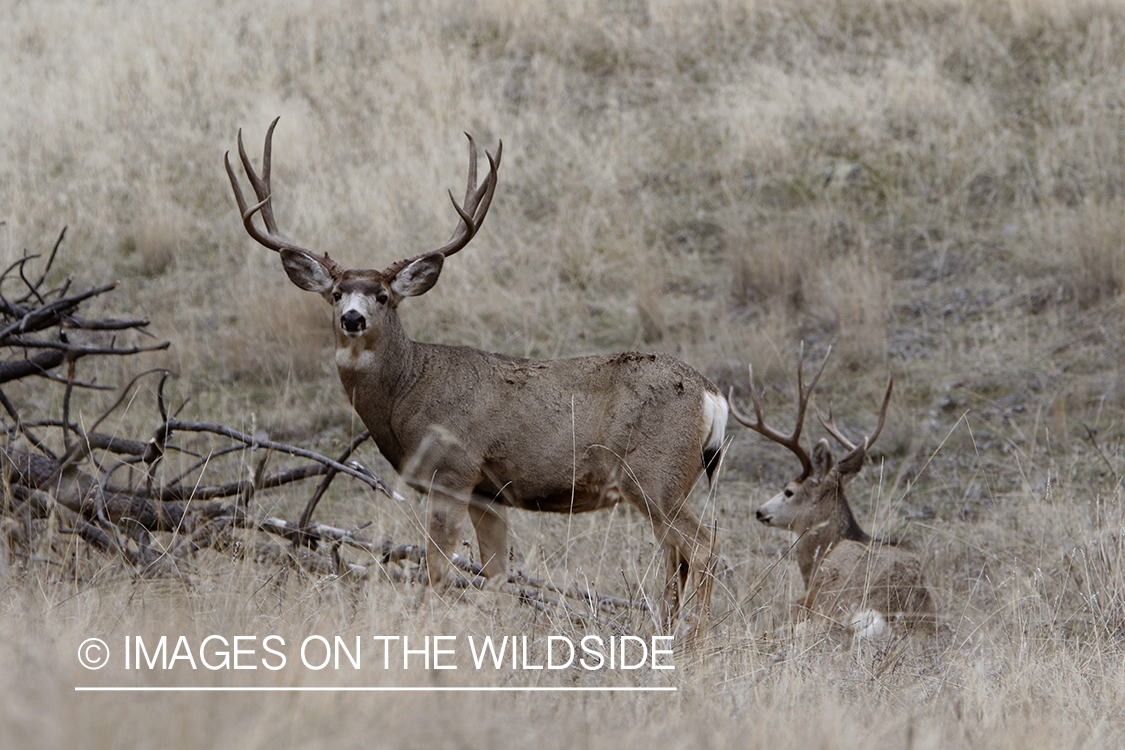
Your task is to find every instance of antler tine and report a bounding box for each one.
[462,131,478,210]
[241,116,281,235]
[727,367,781,442]
[433,136,502,258]
[226,117,326,261]
[793,342,831,446]
[815,401,857,452]
[869,373,894,445]
[816,372,894,454]
[382,135,502,278]
[729,345,832,480]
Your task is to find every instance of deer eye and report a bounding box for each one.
[376,291,389,305]
[332,290,342,302]
[784,488,794,498]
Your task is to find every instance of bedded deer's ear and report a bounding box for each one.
[812,439,834,482]
[834,438,869,480]
[389,253,444,298]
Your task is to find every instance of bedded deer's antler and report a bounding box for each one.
[729,343,831,480]
[816,374,894,456]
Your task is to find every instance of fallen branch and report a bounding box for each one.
[144,419,405,503]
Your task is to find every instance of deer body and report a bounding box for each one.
[337,318,724,517]
[732,350,934,635]
[755,445,934,629]
[802,541,932,627]
[227,121,724,627]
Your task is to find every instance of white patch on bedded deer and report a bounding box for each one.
[850,608,889,641]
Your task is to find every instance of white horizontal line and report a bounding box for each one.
[75,686,676,693]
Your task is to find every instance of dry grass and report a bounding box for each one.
[4,0,1125,747]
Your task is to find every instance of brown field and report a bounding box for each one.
[3,0,1125,747]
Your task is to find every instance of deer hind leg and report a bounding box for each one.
[660,546,689,632]
[636,492,717,635]
[661,517,718,636]
[468,496,509,580]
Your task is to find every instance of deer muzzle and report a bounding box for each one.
[341,311,367,335]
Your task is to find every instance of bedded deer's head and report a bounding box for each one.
[730,346,893,554]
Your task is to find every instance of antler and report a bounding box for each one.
[816,373,894,454]
[225,117,344,275]
[381,133,502,278]
[729,343,831,480]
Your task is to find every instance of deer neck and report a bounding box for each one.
[793,485,871,586]
[334,312,418,467]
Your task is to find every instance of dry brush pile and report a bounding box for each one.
[0,230,649,627]
[0,229,376,575]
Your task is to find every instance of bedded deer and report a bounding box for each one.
[225,119,726,628]
[730,348,934,636]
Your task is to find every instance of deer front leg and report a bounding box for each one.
[468,497,509,579]
[426,490,470,588]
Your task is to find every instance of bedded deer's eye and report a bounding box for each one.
[375,291,389,305]
[784,488,794,498]
[332,290,342,302]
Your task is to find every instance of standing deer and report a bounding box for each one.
[730,348,934,636]
[225,119,727,628]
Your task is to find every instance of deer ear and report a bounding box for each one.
[390,253,444,298]
[812,439,835,481]
[835,438,868,479]
[280,248,337,293]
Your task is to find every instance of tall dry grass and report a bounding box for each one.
[3,0,1125,747]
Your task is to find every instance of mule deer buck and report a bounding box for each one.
[225,119,727,628]
[730,348,934,637]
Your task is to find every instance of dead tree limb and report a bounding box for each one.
[144,419,404,502]
[295,430,371,547]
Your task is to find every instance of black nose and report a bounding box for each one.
[755,510,768,523]
[341,311,366,332]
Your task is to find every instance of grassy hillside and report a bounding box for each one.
[2,0,1125,747]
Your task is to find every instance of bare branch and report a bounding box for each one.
[295,430,371,546]
[3,337,171,357]
[0,389,55,459]
[0,253,41,291]
[153,419,405,502]
[89,369,171,436]
[64,315,155,332]
[31,226,66,291]
[0,282,119,342]
[0,349,66,385]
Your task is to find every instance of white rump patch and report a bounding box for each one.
[701,390,728,455]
